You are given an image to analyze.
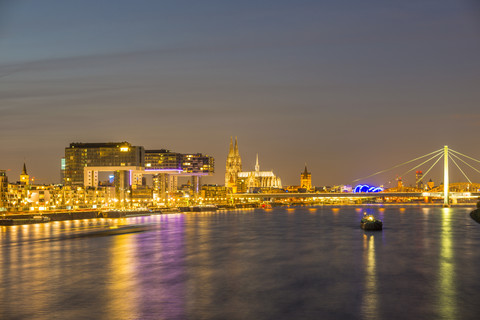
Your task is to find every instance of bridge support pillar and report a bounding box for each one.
[192,176,201,198]
[114,170,130,209]
[443,145,450,207]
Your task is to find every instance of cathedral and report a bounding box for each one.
[225,137,242,193]
[225,137,282,193]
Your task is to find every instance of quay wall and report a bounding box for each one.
[0,211,127,226]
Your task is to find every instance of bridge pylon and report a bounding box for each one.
[443,145,449,207]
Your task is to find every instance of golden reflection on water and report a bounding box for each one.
[107,234,138,319]
[438,208,455,319]
[186,214,214,310]
[362,234,379,320]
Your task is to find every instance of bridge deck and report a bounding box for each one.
[231,192,480,199]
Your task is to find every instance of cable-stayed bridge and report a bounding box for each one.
[233,146,480,206]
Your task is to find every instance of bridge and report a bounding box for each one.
[231,146,480,205]
[232,192,480,200]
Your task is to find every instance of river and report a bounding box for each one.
[1,206,480,319]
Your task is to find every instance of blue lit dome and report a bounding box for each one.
[353,184,384,193]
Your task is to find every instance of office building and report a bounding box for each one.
[64,142,144,186]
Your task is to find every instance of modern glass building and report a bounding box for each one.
[64,142,144,186]
[182,153,215,174]
[64,142,214,188]
[144,149,183,170]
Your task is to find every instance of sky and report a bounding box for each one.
[1,0,480,187]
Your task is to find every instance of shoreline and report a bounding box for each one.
[1,203,477,226]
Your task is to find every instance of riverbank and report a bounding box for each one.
[1,202,477,226]
[0,210,138,226]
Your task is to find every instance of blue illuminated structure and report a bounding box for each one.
[354,184,384,193]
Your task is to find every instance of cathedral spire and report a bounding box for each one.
[234,136,239,156]
[228,136,234,156]
[303,163,309,175]
[255,153,260,172]
[22,163,28,175]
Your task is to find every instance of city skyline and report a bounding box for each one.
[2,140,480,189]
[1,0,480,186]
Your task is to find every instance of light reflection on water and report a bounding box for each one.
[1,206,480,319]
[362,233,379,320]
[439,208,455,319]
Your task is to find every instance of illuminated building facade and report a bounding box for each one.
[60,158,65,184]
[225,137,242,192]
[145,149,183,170]
[20,163,29,185]
[300,165,312,190]
[225,138,282,193]
[201,184,228,202]
[416,171,424,190]
[397,177,403,190]
[182,153,214,174]
[0,170,7,210]
[237,154,282,192]
[64,142,144,186]
[145,149,214,200]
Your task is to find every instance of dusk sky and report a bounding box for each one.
[1,0,480,187]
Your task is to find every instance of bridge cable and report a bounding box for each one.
[352,148,443,183]
[398,151,445,183]
[449,154,472,184]
[415,152,444,185]
[450,152,480,176]
[449,149,480,164]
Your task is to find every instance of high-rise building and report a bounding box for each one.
[300,165,312,190]
[415,171,424,190]
[225,137,242,192]
[146,149,214,198]
[64,142,144,186]
[182,153,215,175]
[397,177,403,189]
[145,149,183,170]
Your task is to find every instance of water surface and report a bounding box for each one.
[1,206,480,319]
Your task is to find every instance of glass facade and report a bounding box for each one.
[144,150,183,170]
[64,143,214,187]
[182,153,215,174]
[64,142,144,186]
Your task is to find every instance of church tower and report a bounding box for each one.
[225,137,242,192]
[300,164,311,190]
[20,163,30,185]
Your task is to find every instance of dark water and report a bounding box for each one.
[2,206,480,320]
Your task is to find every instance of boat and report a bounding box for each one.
[361,214,383,231]
[72,224,152,238]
